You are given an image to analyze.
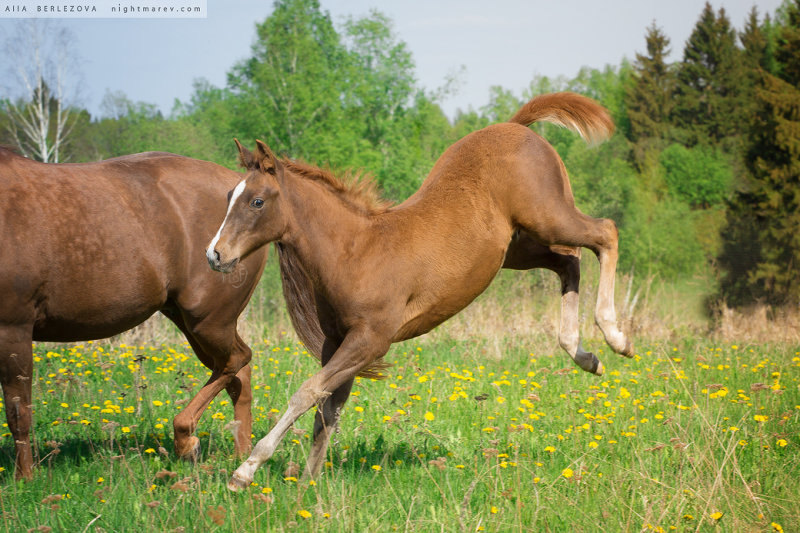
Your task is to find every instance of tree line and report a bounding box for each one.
[1,0,798,310]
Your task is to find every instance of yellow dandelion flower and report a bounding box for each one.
[772,522,784,532]
[754,415,768,422]
[710,511,723,521]
[424,411,435,421]
[96,477,104,483]
[121,426,131,433]
[544,446,556,453]
[261,487,272,494]
[490,506,498,514]
[777,439,788,447]
[371,465,382,472]
[562,468,574,479]
[297,509,311,519]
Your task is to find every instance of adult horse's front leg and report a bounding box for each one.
[228,327,390,491]
[164,311,254,458]
[0,325,35,479]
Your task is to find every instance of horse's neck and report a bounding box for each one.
[281,175,369,282]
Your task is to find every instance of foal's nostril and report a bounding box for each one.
[214,249,221,264]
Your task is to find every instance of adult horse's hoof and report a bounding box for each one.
[227,471,251,492]
[175,436,201,462]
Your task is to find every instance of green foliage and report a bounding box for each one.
[659,143,732,207]
[565,135,635,223]
[718,0,800,306]
[620,194,707,279]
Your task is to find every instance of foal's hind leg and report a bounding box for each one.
[0,325,34,479]
[504,234,603,374]
[302,338,354,479]
[515,208,632,358]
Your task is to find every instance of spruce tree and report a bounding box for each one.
[673,3,742,147]
[626,22,676,144]
[718,0,800,306]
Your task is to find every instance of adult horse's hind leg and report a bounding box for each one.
[503,233,603,374]
[0,325,34,479]
[163,308,253,459]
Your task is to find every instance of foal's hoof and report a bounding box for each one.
[593,359,605,376]
[575,350,604,376]
[176,436,201,462]
[620,338,634,358]
[227,471,251,492]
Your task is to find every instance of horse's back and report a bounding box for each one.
[0,150,245,340]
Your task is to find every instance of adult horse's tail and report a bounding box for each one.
[508,92,614,145]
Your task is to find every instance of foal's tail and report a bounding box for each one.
[508,92,614,145]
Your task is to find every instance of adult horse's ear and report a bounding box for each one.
[234,138,256,170]
[254,139,280,176]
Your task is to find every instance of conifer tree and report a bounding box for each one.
[673,3,742,147]
[626,23,676,145]
[718,0,800,306]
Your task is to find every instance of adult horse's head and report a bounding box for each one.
[207,139,286,273]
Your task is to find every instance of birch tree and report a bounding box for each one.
[2,20,82,162]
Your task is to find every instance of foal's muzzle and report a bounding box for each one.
[206,247,239,273]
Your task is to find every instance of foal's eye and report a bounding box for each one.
[251,198,264,209]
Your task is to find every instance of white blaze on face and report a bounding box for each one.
[206,179,247,262]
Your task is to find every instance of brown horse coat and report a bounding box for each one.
[0,149,268,479]
[207,92,633,489]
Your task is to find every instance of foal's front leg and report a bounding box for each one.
[228,328,390,491]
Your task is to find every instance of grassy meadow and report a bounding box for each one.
[0,258,797,532]
[0,323,798,531]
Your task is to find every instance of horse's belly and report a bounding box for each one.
[32,307,160,342]
[394,247,506,341]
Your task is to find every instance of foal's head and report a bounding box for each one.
[206,139,287,273]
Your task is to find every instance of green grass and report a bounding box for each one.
[0,335,797,532]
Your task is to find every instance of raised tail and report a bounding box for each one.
[508,92,614,145]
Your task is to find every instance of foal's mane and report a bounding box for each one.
[273,159,392,379]
[281,159,394,215]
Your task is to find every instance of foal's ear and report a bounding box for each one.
[254,139,280,176]
[234,138,257,170]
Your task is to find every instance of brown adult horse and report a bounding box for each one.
[0,148,269,479]
[207,92,633,490]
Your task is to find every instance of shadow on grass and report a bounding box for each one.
[0,429,243,478]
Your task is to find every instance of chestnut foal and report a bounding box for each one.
[207,92,633,490]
